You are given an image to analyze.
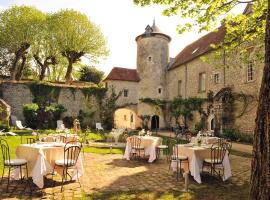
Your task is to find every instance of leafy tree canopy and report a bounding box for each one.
[79,66,105,84]
[134,0,266,53]
[48,9,109,82]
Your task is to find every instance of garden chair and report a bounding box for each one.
[0,139,29,191]
[52,142,82,191]
[169,141,189,181]
[59,135,67,143]
[129,136,144,160]
[156,138,170,161]
[95,123,104,132]
[56,120,65,131]
[15,120,32,130]
[26,138,35,144]
[202,142,227,179]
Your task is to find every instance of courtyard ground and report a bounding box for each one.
[0,151,251,200]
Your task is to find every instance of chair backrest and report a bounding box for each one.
[225,140,232,156]
[11,115,18,126]
[129,136,141,149]
[210,143,227,164]
[96,123,103,129]
[0,139,10,164]
[26,138,35,144]
[57,120,65,130]
[15,120,24,129]
[66,140,82,147]
[63,143,81,167]
[59,135,67,143]
[168,139,178,158]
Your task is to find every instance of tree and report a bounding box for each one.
[134,0,269,198]
[0,6,45,80]
[31,15,58,81]
[48,9,108,83]
[79,66,105,84]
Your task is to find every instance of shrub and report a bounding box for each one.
[0,122,9,131]
[23,103,39,128]
[223,128,253,144]
[63,116,74,128]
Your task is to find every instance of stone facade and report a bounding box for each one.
[0,82,101,126]
[105,22,264,134]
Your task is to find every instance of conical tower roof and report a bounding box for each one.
[135,20,171,41]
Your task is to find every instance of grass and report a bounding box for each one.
[0,130,123,173]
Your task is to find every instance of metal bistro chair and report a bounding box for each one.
[59,135,67,143]
[0,139,29,191]
[202,142,227,179]
[129,136,144,160]
[52,141,82,191]
[169,142,189,181]
[156,138,172,161]
[26,138,35,144]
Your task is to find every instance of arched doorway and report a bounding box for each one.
[114,108,138,129]
[151,115,159,130]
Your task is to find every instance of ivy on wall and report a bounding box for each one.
[27,81,61,104]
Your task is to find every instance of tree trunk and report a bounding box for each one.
[39,62,49,81]
[10,43,30,80]
[65,58,73,83]
[249,1,270,199]
[15,54,26,80]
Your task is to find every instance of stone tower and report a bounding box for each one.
[135,20,171,100]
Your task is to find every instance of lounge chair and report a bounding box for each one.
[15,120,32,130]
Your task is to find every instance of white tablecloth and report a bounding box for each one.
[123,136,162,162]
[171,144,231,183]
[15,143,84,188]
[44,134,79,142]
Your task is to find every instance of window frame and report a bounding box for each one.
[247,61,255,82]
[199,72,206,92]
[178,80,182,97]
[213,73,220,84]
[123,89,129,97]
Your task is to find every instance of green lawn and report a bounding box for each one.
[0,130,123,173]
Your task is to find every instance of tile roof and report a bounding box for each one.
[169,25,226,70]
[104,67,140,82]
[168,4,252,71]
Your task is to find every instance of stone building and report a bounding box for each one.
[104,20,263,135]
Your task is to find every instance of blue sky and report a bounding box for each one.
[0,0,244,74]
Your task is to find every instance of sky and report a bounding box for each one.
[0,0,244,74]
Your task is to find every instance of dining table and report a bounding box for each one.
[14,142,84,188]
[171,143,232,183]
[44,134,79,143]
[123,135,162,162]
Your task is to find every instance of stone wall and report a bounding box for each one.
[0,81,101,125]
[166,51,264,134]
[106,80,138,106]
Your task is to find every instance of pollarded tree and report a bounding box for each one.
[48,9,109,83]
[134,0,269,199]
[0,6,45,80]
[31,15,58,81]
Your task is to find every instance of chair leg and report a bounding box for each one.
[25,164,31,192]
[20,166,23,182]
[60,168,65,192]
[76,166,81,188]
[0,167,4,184]
[7,167,11,191]
[176,160,179,181]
